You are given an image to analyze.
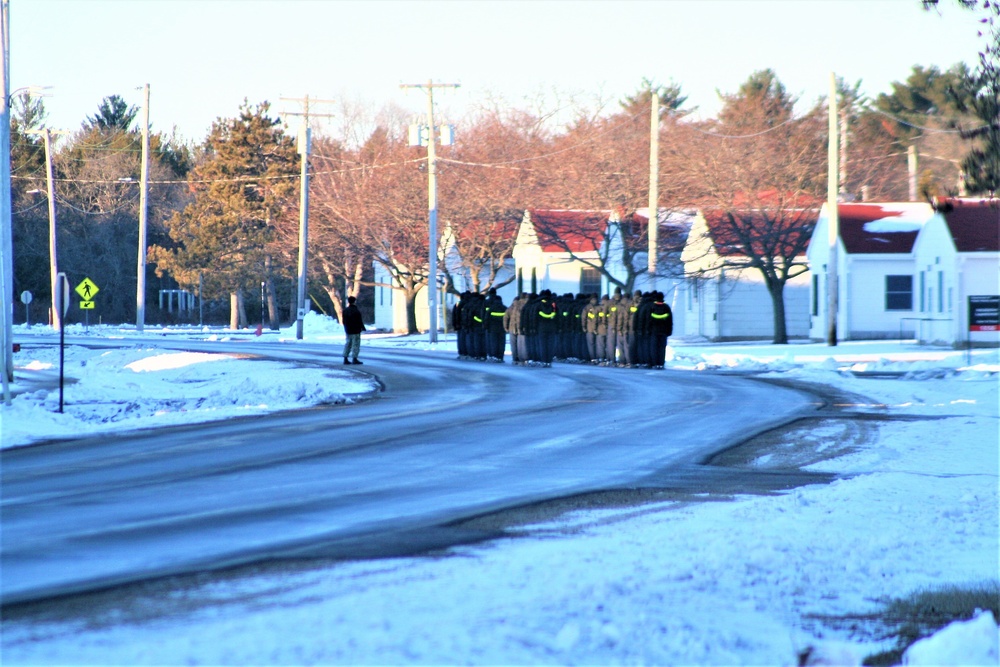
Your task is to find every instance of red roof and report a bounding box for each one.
[702,209,818,258]
[836,203,929,254]
[452,216,520,244]
[527,209,611,254]
[936,198,1000,253]
[624,211,691,254]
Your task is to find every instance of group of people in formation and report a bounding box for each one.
[452,287,674,369]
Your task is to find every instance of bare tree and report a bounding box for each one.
[311,124,429,333]
[437,106,549,293]
[681,70,826,343]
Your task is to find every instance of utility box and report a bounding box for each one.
[439,124,455,146]
[408,124,454,147]
[408,124,426,147]
[298,125,311,155]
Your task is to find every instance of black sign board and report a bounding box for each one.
[969,295,1000,332]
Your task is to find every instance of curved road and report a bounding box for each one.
[1,340,821,604]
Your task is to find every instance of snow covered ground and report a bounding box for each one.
[2,313,998,665]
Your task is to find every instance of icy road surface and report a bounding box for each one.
[2,342,818,603]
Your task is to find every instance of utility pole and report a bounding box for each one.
[908,145,918,201]
[42,129,60,331]
[839,105,848,198]
[827,72,839,347]
[281,95,335,340]
[648,86,659,288]
[0,0,10,400]
[27,128,68,331]
[401,80,459,344]
[136,83,150,332]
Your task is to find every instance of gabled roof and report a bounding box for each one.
[526,209,611,254]
[701,208,818,258]
[626,209,696,255]
[834,202,934,254]
[935,197,1000,253]
[446,216,520,245]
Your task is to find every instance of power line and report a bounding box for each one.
[868,107,991,134]
[53,192,140,215]
[686,116,806,139]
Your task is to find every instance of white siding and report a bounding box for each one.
[913,214,999,346]
[912,217,957,344]
[842,256,917,339]
[543,257,588,296]
[681,212,811,341]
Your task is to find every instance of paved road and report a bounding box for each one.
[1,340,820,604]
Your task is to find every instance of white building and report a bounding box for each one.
[809,201,933,341]
[810,198,999,345]
[512,209,613,296]
[678,209,814,341]
[511,207,693,301]
[912,198,999,346]
[372,219,519,333]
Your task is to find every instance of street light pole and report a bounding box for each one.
[400,80,459,343]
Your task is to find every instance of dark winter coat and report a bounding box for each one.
[485,296,507,333]
[536,295,559,333]
[650,300,673,336]
[342,304,367,335]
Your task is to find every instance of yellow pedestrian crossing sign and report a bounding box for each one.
[75,277,99,301]
[80,300,96,310]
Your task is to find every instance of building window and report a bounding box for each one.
[919,272,926,312]
[580,267,601,296]
[811,275,820,316]
[937,271,944,313]
[885,275,913,311]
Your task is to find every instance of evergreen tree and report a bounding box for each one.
[920,1,999,195]
[9,92,50,318]
[876,64,973,123]
[9,91,47,211]
[619,78,690,119]
[85,95,139,133]
[717,69,796,129]
[953,2,1000,194]
[151,101,298,328]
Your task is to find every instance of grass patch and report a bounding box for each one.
[863,581,999,666]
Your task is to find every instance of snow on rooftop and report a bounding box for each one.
[862,218,924,234]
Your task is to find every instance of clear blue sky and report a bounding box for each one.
[9,0,986,143]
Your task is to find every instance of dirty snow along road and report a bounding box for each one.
[1,341,818,604]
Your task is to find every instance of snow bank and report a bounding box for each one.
[2,322,997,664]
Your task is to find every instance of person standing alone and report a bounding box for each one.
[342,296,366,365]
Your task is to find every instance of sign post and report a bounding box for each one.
[55,273,70,412]
[20,290,32,327]
[75,277,99,332]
